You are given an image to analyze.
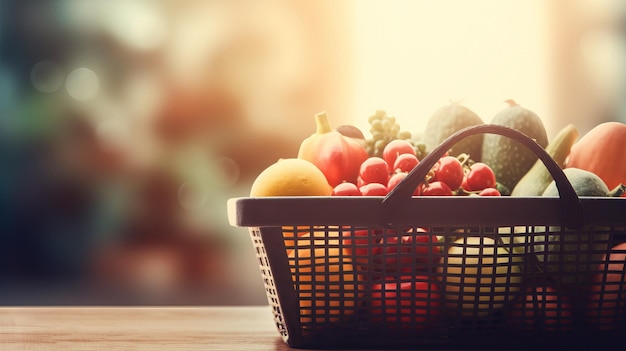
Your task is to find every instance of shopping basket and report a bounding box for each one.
[227,124,626,349]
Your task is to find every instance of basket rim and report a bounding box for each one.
[228,196,626,228]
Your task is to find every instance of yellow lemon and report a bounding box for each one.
[288,232,364,323]
[250,158,332,197]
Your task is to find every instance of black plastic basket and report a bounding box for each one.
[227,125,626,349]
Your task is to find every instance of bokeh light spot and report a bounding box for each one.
[178,181,208,210]
[215,157,240,188]
[31,60,63,93]
[95,118,130,151]
[66,67,100,101]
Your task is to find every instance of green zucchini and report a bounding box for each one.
[510,124,579,196]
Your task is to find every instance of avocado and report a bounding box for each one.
[481,101,548,191]
[423,102,484,161]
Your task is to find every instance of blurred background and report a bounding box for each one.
[0,0,624,305]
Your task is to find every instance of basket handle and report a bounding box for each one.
[382,124,584,228]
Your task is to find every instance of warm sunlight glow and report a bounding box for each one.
[351,0,553,136]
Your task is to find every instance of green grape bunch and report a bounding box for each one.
[364,110,428,161]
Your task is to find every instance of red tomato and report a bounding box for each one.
[359,157,389,185]
[331,182,361,196]
[383,139,416,170]
[478,187,501,196]
[433,156,464,190]
[387,172,420,195]
[371,276,441,327]
[359,182,388,196]
[465,162,496,191]
[412,230,442,264]
[588,242,626,330]
[377,229,441,272]
[393,153,419,173]
[508,285,573,332]
[421,181,453,196]
[342,228,383,267]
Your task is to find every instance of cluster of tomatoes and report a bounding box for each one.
[342,226,444,326]
[343,227,442,272]
[331,139,501,197]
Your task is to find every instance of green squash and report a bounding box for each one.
[481,101,548,191]
[423,102,484,161]
[536,168,611,286]
[542,168,610,197]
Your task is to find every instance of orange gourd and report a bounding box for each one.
[565,122,626,190]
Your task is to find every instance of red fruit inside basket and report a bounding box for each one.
[359,157,389,185]
[377,228,441,272]
[332,182,361,196]
[383,139,416,170]
[508,285,573,332]
[387,172,421,195]
[587,242,626,330]
[371,276,441,327]
[432,156,463,191]
[464,162,496,191]
[478,187,501,196]
[342,228,383,265]
[393,153,419,174]
[359,182,388,196]
[421,181,453,196]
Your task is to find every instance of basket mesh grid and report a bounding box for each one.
[250,228,288,339]
[249,223,626,348]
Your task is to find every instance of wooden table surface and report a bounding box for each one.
[0,306,299,351]
[5,306,610,350]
